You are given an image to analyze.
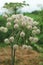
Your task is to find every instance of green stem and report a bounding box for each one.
[11,44,14,65]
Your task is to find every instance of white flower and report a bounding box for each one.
[29,37,38,43]
[6,22,11,28]
[29,37,33,41]
[9,36,14,42]
[28,17,33,22]
[27,46,32,50]
[36,29,40,34]
[32,29,40,35]
[0,26,8,33]
[22,45,28,49]
[32,37,39,43]
[14,24,19,29]
[33,21,39,26]
[13,44,18,50]
[20,31,25,37]
[3,28,8,33]
[14,19,19,24]
[24,16,29,20]
[18,14,23,18]
[4,38,10,44]
[3,14,8,18]
[7,17,12,22]
[33,26,38,30]
[27,25,32,29]
[0,26,5,31]
[32,30,37,35]
[11,14,16,19]
[21,22,26,27]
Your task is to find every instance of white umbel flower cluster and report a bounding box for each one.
[1,14,40,44]
[6,22,11,28]
[4,38,10,44]
[20,31,25,37]
[4,36,14,44]
[9,36,14,43]
[13,44,18,50]
[7,17,12,22]
[14,24,19,29]
[22,45,28,49]
[22,45,32,50]
[33,21,39,26]
[29,37,38,43]
[32,29,40,35]
[27,25,32,30]
[0,26,8,33]
[3,14,8,18]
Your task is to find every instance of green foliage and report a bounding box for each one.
[0,16,6,26]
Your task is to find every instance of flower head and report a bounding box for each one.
[3,27,8,33]
[27,46,32,50]
[29,37,38,43]
[36,29,40,34]
[4,38,10,44]
[21,22,26,27]
[27,25,32,30]
[6,22,11,28]
[29,37,33,41]
[14,24,19,29]
[3,14,8,18]
[20,31,25,37]
[32,37,39,43]
[33,21,39,26]
[9,36,14,42]
[13,44,18,50]
[0,26,8,33]
[7,17,12,22]
[33,26,38,30]
[22,45,28,49]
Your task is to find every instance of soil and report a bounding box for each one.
[0,46,42,65]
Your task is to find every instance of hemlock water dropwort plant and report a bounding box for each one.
[0,14,40,65]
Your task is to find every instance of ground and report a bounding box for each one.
[0,46,43,65]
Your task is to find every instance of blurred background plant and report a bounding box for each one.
[3,1,29,14]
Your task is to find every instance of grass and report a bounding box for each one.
[0,42,9,47]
